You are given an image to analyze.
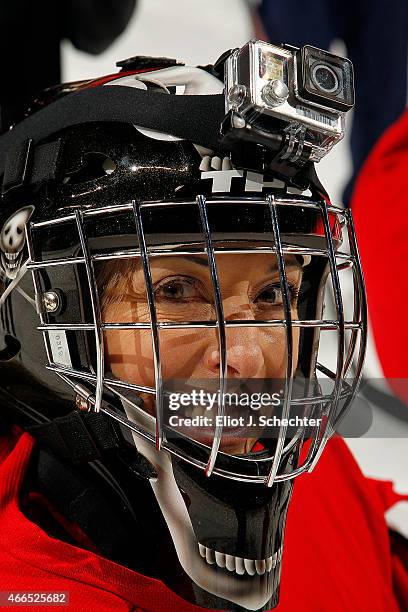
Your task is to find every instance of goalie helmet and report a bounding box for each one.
[0,45,366,611]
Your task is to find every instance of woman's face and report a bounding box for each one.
[102,251,302,455]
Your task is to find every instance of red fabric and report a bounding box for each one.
[83,67,164,89]
[24,491,102,555]
[0,427,407,612]
[351,109,408,400]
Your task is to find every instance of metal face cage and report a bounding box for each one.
[25,193,367,487]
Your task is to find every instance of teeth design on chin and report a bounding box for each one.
[206,547,216,564]
[235,557,245,575]
[215,551,226,568]
[244,559,256,576]
[199,543,206,558]
[225,554,235,572]
[198,543,283,576]
[255,559,266,575]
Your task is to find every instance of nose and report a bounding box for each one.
[204,338,264,378]
[203,298,265,378]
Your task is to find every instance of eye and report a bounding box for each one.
[256,285,284,305]
[255,283,299,306]
[155,277,203,301]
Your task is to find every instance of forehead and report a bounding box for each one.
[149,252,302,273]
[151,251,301,267]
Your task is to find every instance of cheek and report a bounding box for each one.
[104,328,210,385]
[293,327,300,370]
[159,329,212,378]
[103,300,152,384]
[262,326,300,376]
[104,329,153,385]
[103,298,213,384]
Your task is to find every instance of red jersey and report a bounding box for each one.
[352,109,408,402]
[0,427,407,612]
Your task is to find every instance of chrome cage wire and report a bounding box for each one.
[25,194,367,487]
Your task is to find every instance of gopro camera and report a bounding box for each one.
[223,40,354,169]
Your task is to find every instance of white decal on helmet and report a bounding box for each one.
[0,206,34,280]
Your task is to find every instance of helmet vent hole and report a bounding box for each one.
[63,152,117,185]
[102,157,117,175]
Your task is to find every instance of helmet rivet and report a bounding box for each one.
[42,290,61,314]
[262,79,289,107]
[232,114,246,129]
[75,394,90,412]
[228,84,247,108]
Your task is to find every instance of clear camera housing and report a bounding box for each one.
[225,40,354,162]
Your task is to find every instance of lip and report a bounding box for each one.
[162,398,274,450]
[167,419,262,452]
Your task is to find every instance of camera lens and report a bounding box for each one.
[298,46,354,111]
[311,63,339,94]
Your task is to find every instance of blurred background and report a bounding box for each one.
[2,0,408,496]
